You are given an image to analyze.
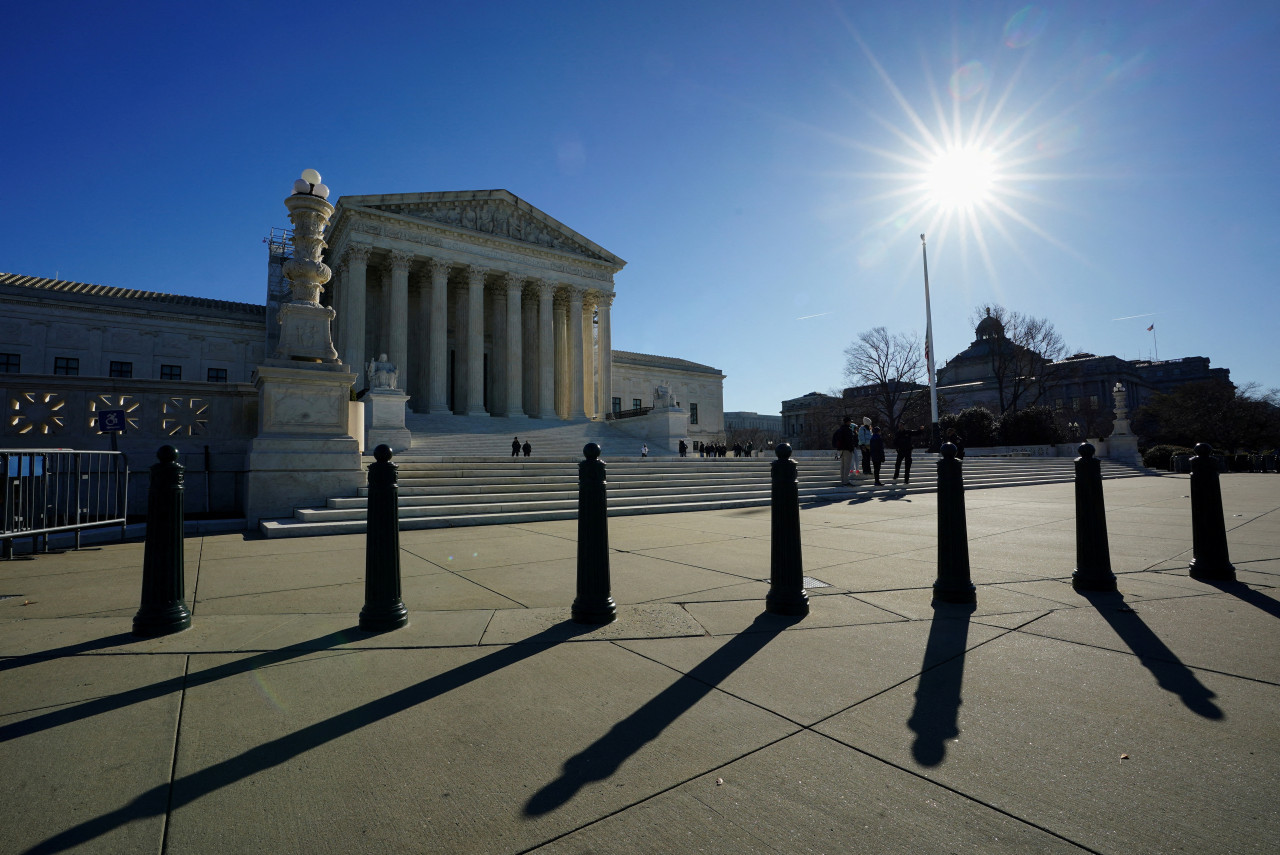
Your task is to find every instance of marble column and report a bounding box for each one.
[465,265,488,416]
[427,259,450,414]
[536,280,556,419]
[342,244,371,386]
[333,259,349,361]
[505,274,526,418]
[387,250,411,387]
[553,288,569,419]
[568,288,585,420]
[598,293,613,418]
[488,281,506,415]
[522,284,539,416]
[452,281,468,414]
[581,292,596,419]
[413,268,430,409]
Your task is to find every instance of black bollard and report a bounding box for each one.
[766,443,809,616]
[360,444,409,631]
[573,443,616,624]
[1188,443,1236,582]
[933,442,976,604]
[1072,442,1118,592]
[133,446,192,637]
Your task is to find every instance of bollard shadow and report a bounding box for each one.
[0,632,140,674]
[18,621,594,854]
[0,627,366,743]
[1080,591,1223,719]
[524,611,799,817]
[906,602,974,767]
[1196,579,1280,621]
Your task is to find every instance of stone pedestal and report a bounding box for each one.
[364,389,412,452]
[1108,383,1140,465]
[244,362,362,525]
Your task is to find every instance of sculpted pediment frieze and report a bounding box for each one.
[366,198,608,262]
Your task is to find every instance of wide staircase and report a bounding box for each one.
[260,417,1154,537]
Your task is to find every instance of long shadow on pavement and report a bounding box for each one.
[19,621,594,854]
[0,627,365,742]
[0,632,140,674]
[1080,591,1223,719]
[1197,579,1280,620]
[907,602,974,767]
[524,610,801,817]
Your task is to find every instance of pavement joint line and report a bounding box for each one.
[810,728,1106,855]
[159,653,192,855]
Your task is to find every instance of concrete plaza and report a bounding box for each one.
[2,473,1277,854]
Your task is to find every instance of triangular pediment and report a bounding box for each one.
[335,190,623,267]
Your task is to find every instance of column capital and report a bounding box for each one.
[566,285,584,307]
[465,264,487,286]
[503,272,526,290]
[343,243,373,266]
[387,249,413,273]
[425,257,451,278]
[535,278,556,298]
[582,290,600,311]
[595,291,615,309]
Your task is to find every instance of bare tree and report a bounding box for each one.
[843,327,926,433]
[969,305,1070,413]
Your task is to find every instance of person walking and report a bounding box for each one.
[641,443,648,458]
[522,440,531,457]
[832,415,857,486]
[678,439,687,458]
[869,426,886,486]
[511,437,521,457]
[894,425,923,484]
[857,417,873,476]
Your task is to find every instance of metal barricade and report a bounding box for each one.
[1,450,129,558]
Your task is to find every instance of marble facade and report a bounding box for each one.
[324,190,623,422]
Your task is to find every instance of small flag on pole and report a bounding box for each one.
[1146,324,1154,331]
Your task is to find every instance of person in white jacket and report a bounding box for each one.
[857,418,873,475]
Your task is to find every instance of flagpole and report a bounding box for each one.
[921,234,940,452]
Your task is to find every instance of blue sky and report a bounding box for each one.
[4,1,1276,414]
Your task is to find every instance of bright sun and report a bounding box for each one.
[925,145,997,210]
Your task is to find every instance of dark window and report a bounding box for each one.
[612,397,621,414]
[54,357,79,376]
[207,368,228,383]
[160,364,182,381]
[632,398,642,410]
[0,353,19,373]
[690,403,699,425]
[110,361,133,378]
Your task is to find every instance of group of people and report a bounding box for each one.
[511,437,532,457]
[833,417,929,487]
[694,441,751,458]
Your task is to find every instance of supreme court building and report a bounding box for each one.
[304,189,625,422]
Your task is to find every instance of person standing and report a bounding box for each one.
[857,418,873,476]
[511,436,521,457]
[522,440,531,457]
[869,426,886,486]
[745,441,754,457]
[894,425,923,484]
[945,427,966,459]
[641,443,648,458]
[832,415,857,486]
[678,439,688,458]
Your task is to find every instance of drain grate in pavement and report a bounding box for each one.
[802,577,832,589]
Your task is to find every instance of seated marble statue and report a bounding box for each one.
[653,385,674,409]
[367,354,398,391]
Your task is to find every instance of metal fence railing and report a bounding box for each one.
[1,450,129,558]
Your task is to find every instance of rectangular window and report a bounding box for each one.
[632,398,642,410]
[207,368,228,383]
[690,403,699,425]
[611,397,621,414]
[1089,395,1099,407]
[0,353,19,373]
[109,361,133,378]
[53,357,79,376]
[1054,398,1063,409]
[160,364,182,381]
[1072,397,1080,410]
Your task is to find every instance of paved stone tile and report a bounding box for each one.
[531,731,1090,854]
[854,585,1071,621]
[161,643,797,855]
[682,594,904,637]
[815,631,1280,855]
[0,654,185,855]
[481,603,709,645]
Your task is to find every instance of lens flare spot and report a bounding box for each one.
[251,671,288,712]
[948,61,989,101]
[926,146,997,210]
[1004,6,1049,49]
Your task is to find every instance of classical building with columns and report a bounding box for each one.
[315,190,622,421]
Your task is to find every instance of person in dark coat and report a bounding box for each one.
[833,416,857,486]
[945,427,965,459]
[522,440,531,457]
[511,437,521,457]
[678,439,687,457]
[869,426,886,486]
[894,425,923,484]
